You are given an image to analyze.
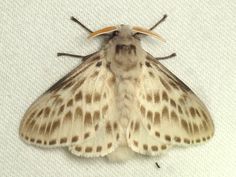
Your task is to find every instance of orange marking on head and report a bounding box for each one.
[88,26,118,38]
[132,26,166,42]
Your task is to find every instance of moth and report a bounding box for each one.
[19,15,214,161]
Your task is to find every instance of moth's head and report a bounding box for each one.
[88,25,165,62]
[88,25,165,44]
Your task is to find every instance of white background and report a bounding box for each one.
[1,0,236,177]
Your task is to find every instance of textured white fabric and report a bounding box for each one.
[1,0,236,176]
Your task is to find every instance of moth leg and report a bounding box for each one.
[155,53,176,60]
[71,16,93,33]
[149,14,167,31]
[57,52,98,61]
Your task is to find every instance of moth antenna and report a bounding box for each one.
[149,14,167,31]
[70,16,93,33]
[57,53,85,58]
[155,53,176,60]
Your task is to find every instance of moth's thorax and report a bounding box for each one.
[105,25,146,79]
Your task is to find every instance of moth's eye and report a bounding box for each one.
[112,31,119,36]
[133,33,141,40]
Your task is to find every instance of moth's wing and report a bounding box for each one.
[69,117,121,157]
[127,54,214,155]
[19,53,120,156]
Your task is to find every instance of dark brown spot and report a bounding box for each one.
[116,133,120,140]
[184,138,191,144]
[85,147,93,152]
[193,123,199,134]
[84,132,90,139]
[25,136,29,140]
[196,139,201,143]
[195,109,201,117]
[96,146,102,152]
[95,124,99,131]
[39,124,46,134]
[64,111,72,122]
[29,111,36,119]
[155,131,160,137]
[178,105,183,114]
[160,77,171,91]
[139,62,143,68]
[85,94,92,103]
[202,137,206,141]
[143,144,148,150]
[162,106,169,119]
[42,121,51,135]
[140,105,146,116]
[185,109,189,116]
[67,99,73,107]
[53,97,63,106]
[44,107,50,118]
[113,122,118,130]
[201,110,208,121]
[108,76,116,86]
[60,137,67,144]
[106,122,112,134]
[51,119,60,133]
[72,78,85,92]
[84,112,92,126]
[169,81,179,90]
[202,121,208,131]
[75,106,83,118]
[75,91,82,101]
[154,92,160,103]
[170,99,176,108]
[49,139,57,145]
[93,111,100,122]
[36,139,42,144]
[149,71,155,78]
[171,111,178,122]
[103,92,107,98]
[190,107,196,117]
[102,105,108,115]
[165,135,171,141]
[134,122,140,132]
[146,94,152,102]
[147,111,153,121]
[145,61,152,67]
[107,143,112,148]
[151,146,158,151]
[106,62,111,69]
[147,124,151,130]
[75,146,82,152]
[161,145,167,150]
[207,136,210,140]
[174,136,181,143]
[63,81,74,90]
[96,61,102,67]
[90,71,99,78]
[72,136,79,142]
[179,98,185,105]
[37,109,44,117]
[131,121,134,129]
[93,93,101,102]
[181,119,189,133]
[58,105,65,116]
[133,140,138,147]
[154,112,160,125]
[187,123,192,135]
